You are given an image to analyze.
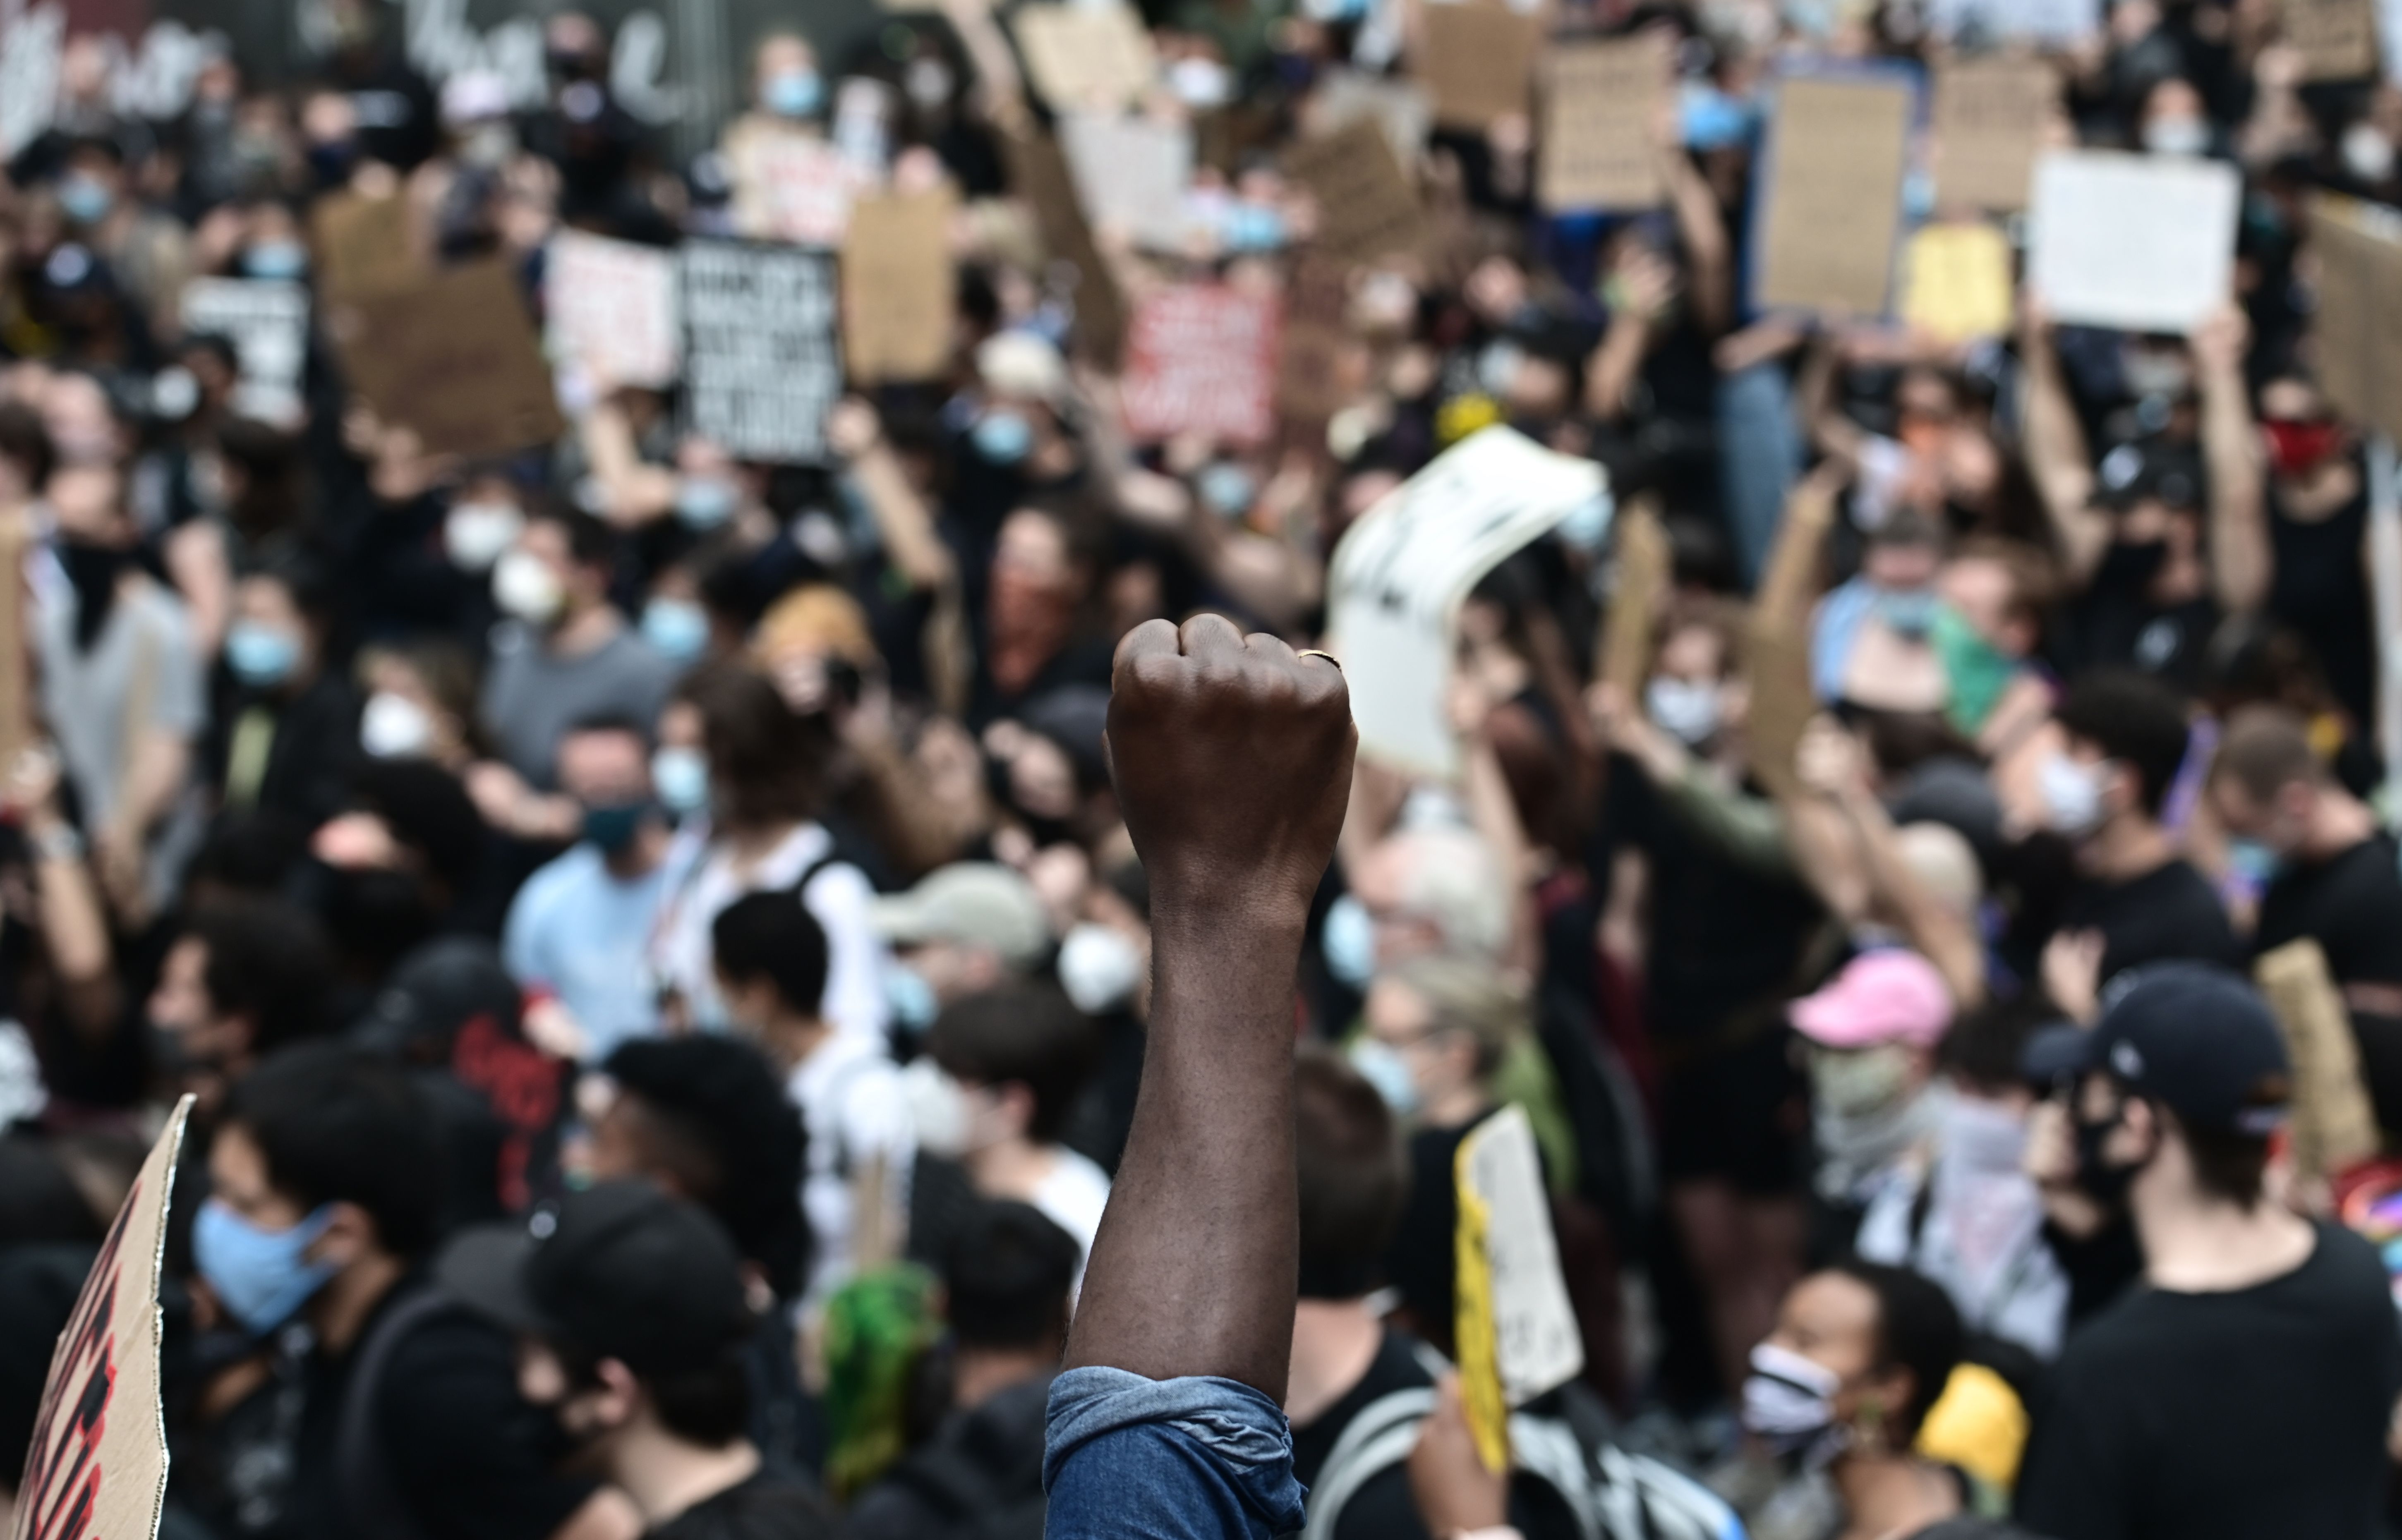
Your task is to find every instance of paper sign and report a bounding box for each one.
[842,189,956,383]
[680,241,841,464]
[1453,1103,1584,1473]
[1059,112,1194,251]
[1537,37,1666,212]
[1329,427,1607,777]
[2027,151,2239,335]
[1416,4,1540,130]
[1120,283,1281,446]
[1927,0,2100,43]
[1284,117,1425,263]
[180,278,309,425]
[2257,940,2380,1180]
[310,190,420,303]
[1900,223,2014,342]
[2307,194,2402,443]
[1000,125,1129,364]
[0,0,64,161]
[1601,495,1668,702]
[1316,70,1432,167]
[2282,0,2379,80]
[336,261,566,460]
[1278,256,1356,426]
[1754,72,1915,317]
[10,1096,192,1540]
[547,231,680,389]
[1012,2,1156,115]
[743,136,858,248]
[1932,59,2054,212]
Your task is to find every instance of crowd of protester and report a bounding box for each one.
[4,0,2402,1535]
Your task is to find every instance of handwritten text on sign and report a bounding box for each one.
[1120,284,1282,447]
[681,242,841,465]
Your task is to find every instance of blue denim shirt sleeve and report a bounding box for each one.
[1043,1366,1309,1539]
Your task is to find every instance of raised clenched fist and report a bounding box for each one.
[1105,616,1355,924]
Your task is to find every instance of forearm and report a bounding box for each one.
[1660,764,1795,876]
[580,402,675,527]
[1064,906,1303,1393]
[1583,318,1652,422]
[851,445,953,592]
[2200,363,2271,613]
[1797,336,1862,465]
[113,733,188,841]
[28,820,117,1037]
[1841,786,1985,1007]
[2019,333,2108,580]
[1663,151,1731,338]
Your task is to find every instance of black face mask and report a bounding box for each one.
[2074,1098,2153,1209]
[2098,536,2171,592]
[55,539,129,652]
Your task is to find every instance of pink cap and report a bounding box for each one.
[1790,950,1953,1050]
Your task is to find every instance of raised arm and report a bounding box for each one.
[2017,307,2111,586]
[1066,615,1354,1394]
[2191,305,2272,615]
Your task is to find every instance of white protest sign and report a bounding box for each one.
[548,230,681,389]
[748,137,859,248]
[1458,1104,1585,1406]
[1328,427,1607,778]
[180,278,310,426]
[10,1096,192,1540]
[1059,113,1194,252]
[0,0,64,161]
[2027,151,2239,335]
[679,241,840,464]
[1927,0,2101,43]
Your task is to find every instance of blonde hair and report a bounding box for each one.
[1384,954,1527,1078]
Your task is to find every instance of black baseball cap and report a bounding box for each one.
[437,1182,755,1377]
[2065,963,2291,1136]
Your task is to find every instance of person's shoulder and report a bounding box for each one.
[2048,1286,2179,1382]
[512,843,607,911]
[2297,1220,2397,1310]
[647,1470,836,1540]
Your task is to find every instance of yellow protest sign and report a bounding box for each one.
[1901,223,2015,343]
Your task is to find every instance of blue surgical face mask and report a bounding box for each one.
[242,240,310,281]
[58,172,113,225]
[1645,675,1722,747]
[1196,462,1255,519]
[1321,894,1376,991]
[1678,82,1752,152]
[651,745,710,817]
[763,68,824,118]
[225,620,302,688]
[1875,587,1941,641]
[1556,493,1612,555]
[973,410,1033,465]
[641,596,710,663]
[2225,836,2285,888]
[193,1198,338,1337]
[1347,1038,1420,1116]
[885,963,939,1034]
[675,476,737,530]
[581,801,650,855]
[1223,201,1287,253]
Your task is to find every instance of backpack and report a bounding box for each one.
[1302,1347,1744,1540]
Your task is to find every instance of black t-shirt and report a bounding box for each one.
[2016,1223,2402,1540]
[646,1469,838,1540]
[2269,486,2376,730]
[2257,836,2402,986]
[290,1280,595,1540]
[2061,541,2218,692]
[2059,858,2244,988]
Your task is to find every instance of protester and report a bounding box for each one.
[871,861,1053,1035]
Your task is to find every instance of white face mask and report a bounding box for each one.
[493,548,566,625]
[1741,1341,1845,1463]
[1809,1043,1916,1119]
[2036,751,2107,839]
[1347,1038,1420,1116]
[2344,122,2395,184]
[360,691,434,759]
[902,1058,996,1158]
[2142,116,2210,158]
[1645,676,1723,746]
[1057,922,1142,1015]
[445,501,524,571]
[1168,56,1232,108]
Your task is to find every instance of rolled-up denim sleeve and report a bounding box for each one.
[1043,1367,1308,1539]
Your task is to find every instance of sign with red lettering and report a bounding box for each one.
[1119,283,1281,447]
[12,1097,192,1540]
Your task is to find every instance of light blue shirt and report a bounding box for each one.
[502,843,672,1063]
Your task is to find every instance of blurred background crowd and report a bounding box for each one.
[4,0,2402,1536]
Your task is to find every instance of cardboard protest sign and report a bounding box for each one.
[1277,256,1356,426]
[310,190,420,303]
[10,1096,192,1540]
[1329,427,1608,778]
[1453,1105,1585,1472]
[680,241,841,464]
[1416,4,1541,130]
[1932,59,2054,212]
[546,230,681,389]
[1120,283,1282,447]
[2306,194,2402,444]
[1900,223,2014,343]
[2027,151,2239,335]
[2256,940,2381,1181]
[999,125,1129,365]
[1601,494,1668,703]
[1284,117,1425,263]
[1012,2,1156,115]
[2281,0,2379,81]
[739,136,858,248]
[1059,112,1193,251]
[1537,36,1667,213]
[0,511,31,774]
[842,189,956,384]
[1753,72,1915,318]
[334,261,565,460]
[1315,69,1432,167]
[180,278,309,425]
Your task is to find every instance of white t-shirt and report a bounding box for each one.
[1029,1146,1112,1300]
[786,1030,916,1304]
[649,821,891,1041]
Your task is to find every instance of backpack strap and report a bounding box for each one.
[335,1287,467,1540]
[1301,1387,1438,1540]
